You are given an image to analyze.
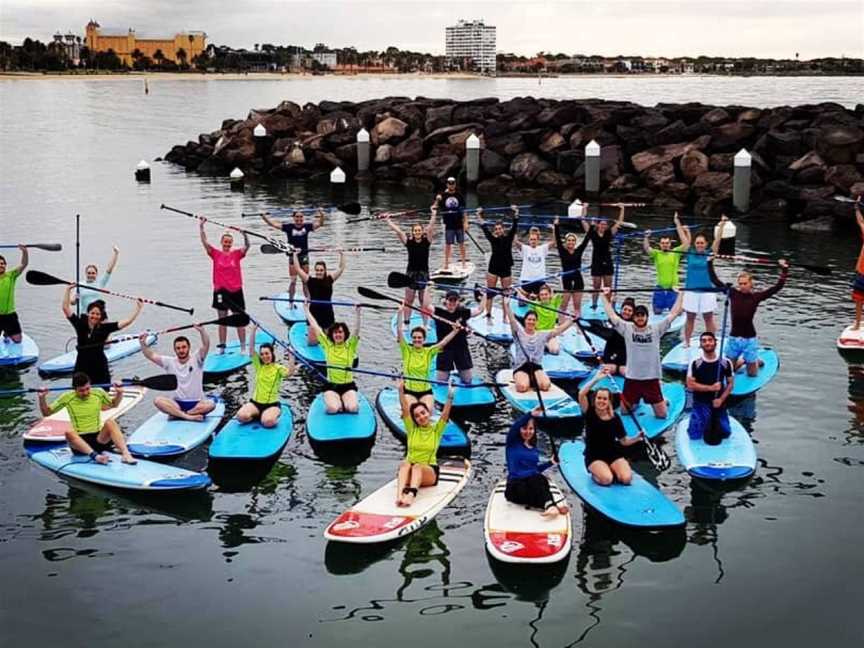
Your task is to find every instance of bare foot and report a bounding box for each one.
[402,491,416,507]
[95,454,110,465]
[556,503,570,515]
[541,506,559,518]
[121,454,138,465]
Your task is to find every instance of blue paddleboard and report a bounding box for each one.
[432,374,496,408]
[271,292,306,324]
[38,334,156,376]
[558,440,684,528]
[540,351,591,381]
[27,445,210,491]
[389,312,439,344]
[560,327,605,360]
[495,369,582,419]
[674,414,756,480]
[209,402,294,460]
[467,307,512,344]
[127,400,226,458]
[307,392,376,444]
[203,330,274,378]
[376,387,469,452]
[288,322,326,366]
[0,334,39,367]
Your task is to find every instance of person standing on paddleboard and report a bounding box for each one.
[394,377,455,507]
[578,367,644,485]
[505,408,569,518]
[433,290,486,385]
[306,303,362,414]
[37,372,137,465]
[516,226,552,299]
[261,208,326,305]
[234,323,295,428]
[396,316,460,412]
[139,325,215,422]
[582,204,626,311]
[504,297,573,393]
[685,332,734,445]
[643,213,687,314]
[479,205,519,319]
[554,215,590,319]
[199,218,249,354]
[602,286,683,419]
[293,249,345,347]
[73,246,119,312]
[434,177,467,271]
[0,245,28,344]
[63,287,142,385]
[852,198,864,330]
[578,298,636,376]
[680,217,724,347]
[385,208,436,327]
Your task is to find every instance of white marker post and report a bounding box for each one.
[585,140,600,194]
[733,148,752,213]
[229,167,245,192]
[465,133,481,185]
[134,159,150,183]
[356,128,370,174]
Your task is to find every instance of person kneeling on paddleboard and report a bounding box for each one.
[73,245,119,312]
[432,290,486,386]
[578,367,643,486]
[235,324,295,428]
[140,325,215,422]
[554,215,590,320]
[394,378,454,507]
[307,303,361,414]
[505,408,569,518]
[504,297,573,393]
[0,245,28,344]
[396,316,460,413]
[685,332,734,445]
[578,297,635,376]
[37,372,137,465]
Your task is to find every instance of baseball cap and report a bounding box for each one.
[633,305,649,317]
[445,290,461,300]
[446,176,456,183]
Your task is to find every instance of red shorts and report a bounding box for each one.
[852,273,864,303]
[622,378,663,406]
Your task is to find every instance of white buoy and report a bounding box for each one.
[135,159,151,182]
[330,166,346,184]
[230,167,245,191]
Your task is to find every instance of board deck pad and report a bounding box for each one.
[38,334,156,375]
[306,392,376,443]
[203,330,275,377]
[23,387,146,442]
[674,414,756,480]
[431,374,496,408]
[287,322,326,365]
[496,369,582,418]
[127,400,226,458]
[560,328,606,360]
[209,402,294,460]
[467,306,512,343]
[0,334,39,367]
[270,293,306,324]
[539,351,591,381]
[376,387,469,452]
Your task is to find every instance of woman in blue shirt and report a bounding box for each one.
[680,216,724,347]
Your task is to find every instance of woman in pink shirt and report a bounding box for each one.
[199,218,250,352]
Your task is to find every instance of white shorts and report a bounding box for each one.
[683,291,717,314]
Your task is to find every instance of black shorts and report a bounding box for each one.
[250,401,281,417]
[72,433,114,455]
[562,273,585,292]
[521,280,544,296]
[487,262,512,279]
[515,361,543,377]
[585,452,626,468]
[0,312,22,338]
[406,270,429,291]
[505,474,554,510]
[212,288,246,312]
[405,388,433,399]
[325,381,358,396]
[591,261,615,278]
[436,344,473,372]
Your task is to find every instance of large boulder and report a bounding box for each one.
[425,105,454,133]
[680,149,709,180]
[539,130,567,154]
[825,164,863,191]
[815,126,864,164]
[371,117,409,146]
[486,132,525,156]
[692,171,733,201]
[536,103,588,128]
[631,112,670,131]
[766,130,805,156]
[374,144,393,164]
[708,153,735,173]
[391,134,424,164]
[701,107,731,126]
[391,103,426,133]
[480,149,509,177]
[510,152,551,182]
[709,122,755,152]
[409,155,461,182]
[536,169,573,187]
[424,123,483,147]
[641,161,676,189]
[651,120,687,146]
[556,150,584,174]
[631,142,690,173]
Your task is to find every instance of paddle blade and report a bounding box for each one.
[26,270,66,286]
[387,271,412,289]
[337,201,362,215]
[357,286,393,302]
[260,243,288,255]
[644,438,670,472]
[130,374,178,391]
[26,243,63,251]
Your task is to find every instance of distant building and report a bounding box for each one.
[445,19,496,74]
[84,19,206,66]
[310,51,337,69]
[53,32,82,66]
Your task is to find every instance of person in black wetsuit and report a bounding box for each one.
[293,249,345,347]
[577,297,635,376]
[553,215,590,319]
[478,205,519,318]
[581,204,626,311]
[384,209,437,327]
[62,286,143,385]
[261,208,326,304]
[434,178,467,271]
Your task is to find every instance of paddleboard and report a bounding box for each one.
[495,369,582,419]
[209,402,294,460]
[431,261,475,284]
[580,297,686,334]
[27,445,211,491]
[467,306,512,343]
[661,336,779,397]
[0,334,39,368]
[38,334,157,376]
[484,478,572,564]
[324,458,471,543]
[560,327,606,361]
[23,387,146,443]
[271,292,306,324]
[306,392,376,445]
[287,322,326,366]
[203,330,275,378]
[389,311,439,345]
[558,440,684,528]
[540,351,591,381]
[432,373,496,408]
[674,414,756,480]
[837,325,864,357]
[127,399,226,458]
[375,387,469,452]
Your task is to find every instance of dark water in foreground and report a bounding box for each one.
[0,77,863,648]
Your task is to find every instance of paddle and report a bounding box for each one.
[464,227,487,257]
[707,288,732,445]
[260,243,389,255]
[79,313,250,349]
[0,374,178,397]
[714,254,831,276]
[241,202,362,217]
[0,243,62,251]
[518,213,638,228]
[160,204,273,243]
[259,296,394,310]
[834,196,861,204]
[25,270,194,315]
[345,208,423,225]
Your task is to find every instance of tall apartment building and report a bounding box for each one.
[445,19,496,74]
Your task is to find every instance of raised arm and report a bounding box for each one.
[469,291,488,318]
[439,381,455,423]
[503,297,521,333]
[61,285,74,319]
[139,332,160,365]
[677,213,692,251]
[673,212,687,244]
[754,260,789,302]
[642,230,653,255]
[425,207,437,241]
[578,367,607,412]
[195,323,210,361]
[241,231,251,255]
[331,250,347,282]
[199,218,211,254]
[431,322,460,351]
[304,302,323,337]
[385,214,407,244]
[712,216,728,255]
[261,213,284,232]
[353,304,362,339]
[706,257,726,289]
[666,290,685,321]
[118,300,143,330]
[14,244,29,274]
[314,208,326,231]
[855,199,863,235]
[248,324,258,358]
[600,287,620,325]
[292,250,310,282]
[610,205,625,235]
[106,246,119,275]
[397,379,412,419]
[550,316,574,339]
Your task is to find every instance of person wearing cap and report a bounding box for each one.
[434,177,467,271]
[578,297,636,376]
[601,287,683,418]
[643,212,687,315]
[432,289,486,384]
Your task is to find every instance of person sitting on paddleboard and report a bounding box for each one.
[306,303,361,414]
[0,245,28,344]
[851,198,864,330]
[394,377,455,507]
[234,323,295,428]
[505,408,570,518]
[602,287,683,419]
[432,289,486,386]
[63,287,142,386]
[643,213,687,314]
[479,205,519,319]
[520,283,566,355]
[516,226,552,299]
[553,215,590,319]
[395,315,460,412]
[385,208,436,327]
[37,371,137,465]
[578,366,644,485]
[139,325,215,422]
[578,297,636,376]
[73,245,119,312]
[435,177,467,271]
[679,216,724,347]
[504,296,573,393]
[708,256,789,377]
[199,217,250,353]
[581,204,626,310]
[261,208,326,306]
[686,332,734,445]
[293,249,345,347]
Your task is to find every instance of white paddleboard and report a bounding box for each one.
[495,369,582,418]
[484,478,572,564]
[431,261,475,283]
[838,325,864,352]
[324,458,471,544]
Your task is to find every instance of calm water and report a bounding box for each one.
[0,76,862,648]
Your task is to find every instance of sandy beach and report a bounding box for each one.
[0,70,486,81]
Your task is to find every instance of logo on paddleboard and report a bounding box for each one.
[332,520,360,532]
[499,540,524,553]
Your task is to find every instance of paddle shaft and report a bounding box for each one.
[75,214,80,318]
[260,296,392,309]
[0,377,169,396]
[82,314,247,348]
[160,204,270,243]
[0,243,61,251]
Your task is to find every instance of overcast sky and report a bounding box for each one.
[2,0,862,59]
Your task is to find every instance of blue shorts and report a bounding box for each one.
[445,229,465,245]
[724,336,759,364]
[175,399,200,412]
[687,401,731,441]
[853,273,864,301]
[652,287,676,312]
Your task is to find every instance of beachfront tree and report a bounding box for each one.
[153,49,166,69]
[177,47,188,69]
